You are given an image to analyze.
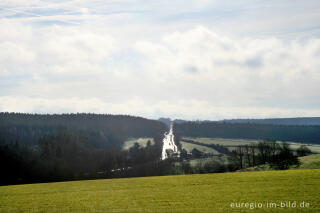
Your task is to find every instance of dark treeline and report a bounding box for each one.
[0,112,169,185]
[174,121,320,144]
[0,130,169,185]
[221,117,320,126]
[229,141,300,170]
[0,112,167,147]
[3,129,233,186]
[167,141,303,175]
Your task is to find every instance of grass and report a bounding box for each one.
[0,170,319,213]
[122,138,154,150]
[180,141,220,154]
[183,137,258,146]
[299,154,320,169]
[183,137,320,154]
[124,137,320,155]
[289,143,320,154]
[239,154,320,172]
[188,155,229,166]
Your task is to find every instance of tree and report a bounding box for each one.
[181,161,193,174]
[270,143,300,170]
[180,149,189,159]
[296,145,312,156]
[191,148,203,158]
[228,147,244,170]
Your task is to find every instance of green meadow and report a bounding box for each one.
[180,141,220,154]
[181,137,320,154]
[1,169,319,213]
[123,137,320,155]
[299,154,320,169]
[123,138,154,150]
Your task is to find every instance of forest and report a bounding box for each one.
[0,112,167,147]
[0,113,168,185]
[174,121,320,144]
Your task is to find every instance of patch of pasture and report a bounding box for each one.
[0,170,319,213]
[183,137,320,153]
[122,138,154,150]
[180,141,220,154]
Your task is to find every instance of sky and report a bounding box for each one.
[1,0,320,120]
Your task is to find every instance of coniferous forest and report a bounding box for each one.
[0,113,168,185]
[0,112,167,147]
[174,121,320,144]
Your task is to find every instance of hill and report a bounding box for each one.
[299,154,320,169]
[0,112,167,147]
[0,169,319,213]
[174,121,320,144]
[158,118,188,127]
[221,117,320,126]
[240,154,320,172]
[0,113,168,185]
[178,137,320,154]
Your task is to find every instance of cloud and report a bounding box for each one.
[1,1,320,119]
[0,19,117,76]
[1,96,320,120]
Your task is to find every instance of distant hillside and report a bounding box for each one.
[0,113,167,147]
[161,117,320,127]
[220,117,320,126]
[158,118,171,127]
[174,121,320,144]
[158,118,189,127]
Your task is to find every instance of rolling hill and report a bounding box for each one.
[0,169,319,213]
[221,117,320,126]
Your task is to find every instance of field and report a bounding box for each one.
[122,138,154,150]
[180,141,219,154]
[0,170,319,213]
[182,137,320,154]
[289,143,320,154]
[123,137,320,154]
[183,137,258,146]
[299,154,320,169]
[188,155,229,166]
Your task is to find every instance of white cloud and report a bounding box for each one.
[0,19,117,76]
[1,96,320,120]
[1,1,320,120]
[134,26,320,108]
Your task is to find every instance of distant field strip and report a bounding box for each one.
[0,170,319,213]
[181,139,230,155]
[122,138,154,150]
[180,141,219,154]
[183,137,258,146]
[183,137,320,153]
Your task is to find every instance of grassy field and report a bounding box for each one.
[183,137,258,146]
[0,170,319,213]
[289,143,320,154]
[299,154,320,169]
[188,155,229,166]
[181,137,258,154]
[123,137,320,155]
[238,154,320,172]
[122,138,154,150]
[182,137,320,154]
[187,153,320,171]
[180,141,220,154]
